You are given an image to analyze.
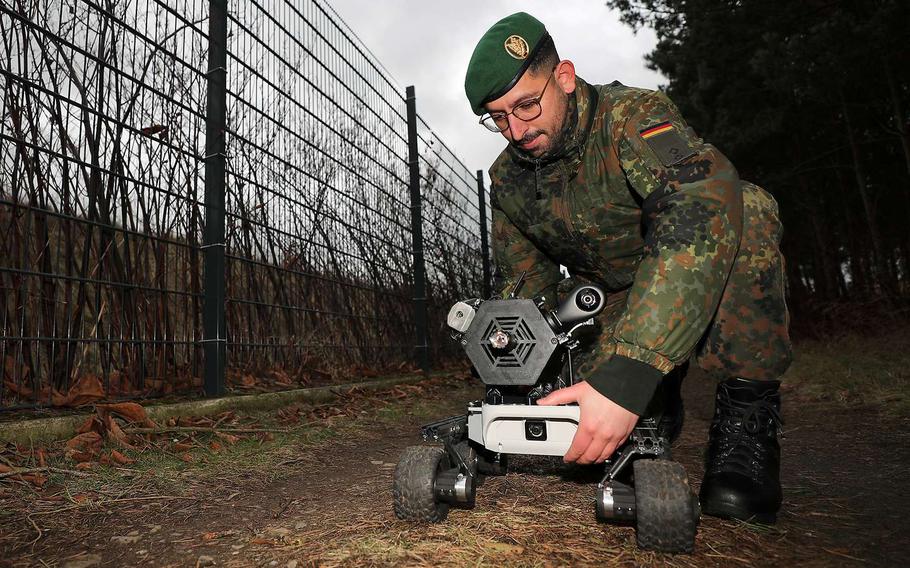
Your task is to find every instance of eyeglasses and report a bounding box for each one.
[479,69,556,133]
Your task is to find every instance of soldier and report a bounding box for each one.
[464,12,792,524]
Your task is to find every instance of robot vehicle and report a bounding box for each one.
[392,278,700,553]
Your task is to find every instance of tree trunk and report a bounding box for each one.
[883,57,910,272]
[839,88,890,294]
[834,166,866,296]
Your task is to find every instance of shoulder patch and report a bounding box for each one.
[639,121,697,167]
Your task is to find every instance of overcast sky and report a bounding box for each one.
[328,0,666,177]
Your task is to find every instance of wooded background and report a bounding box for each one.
[608,0,910,331]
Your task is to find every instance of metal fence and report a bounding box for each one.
[0,0,491,409]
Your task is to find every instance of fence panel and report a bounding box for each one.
[0,0,489,409]
[222,0,418,388]
[415,114,490,362]
[0,0,209,408]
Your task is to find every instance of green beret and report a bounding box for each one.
[465,12,550,116]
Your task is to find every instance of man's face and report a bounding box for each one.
[483,63,573,158]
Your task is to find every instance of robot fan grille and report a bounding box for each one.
[480,316,537,368]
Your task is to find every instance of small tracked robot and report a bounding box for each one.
[392,279,699,553]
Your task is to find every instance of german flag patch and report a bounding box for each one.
[639,121,696,167]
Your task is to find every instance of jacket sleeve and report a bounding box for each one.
[490,188,562,303]
[582,91,744,415]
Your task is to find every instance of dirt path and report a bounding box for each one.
[2,371,908,567]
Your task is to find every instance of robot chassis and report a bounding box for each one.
[392,278,700,552]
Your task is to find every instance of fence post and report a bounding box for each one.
[202,0,228,397]
[476,170,492,299]
[406,86,430,373]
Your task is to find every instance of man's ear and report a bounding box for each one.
[555,60,577,95]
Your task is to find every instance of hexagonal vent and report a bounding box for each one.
[480,316,537,368]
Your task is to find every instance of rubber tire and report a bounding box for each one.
[393,445,450,523]
[633,460,699,553]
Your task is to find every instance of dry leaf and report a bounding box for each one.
[76,416,94,434]
[75,462,95,471]
[23,474,47,487]
[209,441,223,452]
[60,374,105,407]
[180,452,193,463]
[202,532,218,541]
[110,450,135,465]
[37,448,47,468]
[99,402,156,427]
[65,432,102,462]
[214,432,239,445]
[106,419,135,450]
[173,442,193,452]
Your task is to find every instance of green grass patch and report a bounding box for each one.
[23,376,475,500]
[784,327,910,416]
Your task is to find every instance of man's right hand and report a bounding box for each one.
[537,381,639,464]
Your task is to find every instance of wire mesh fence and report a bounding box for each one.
[0,0,490,410]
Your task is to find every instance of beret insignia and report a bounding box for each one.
[504,35,530,59]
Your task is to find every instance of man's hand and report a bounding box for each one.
[537,381,639,464]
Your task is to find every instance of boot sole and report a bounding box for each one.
[701,500,777,524]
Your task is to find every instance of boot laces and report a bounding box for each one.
[710,389,782,475]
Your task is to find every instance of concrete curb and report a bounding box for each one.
[0,372,436,445]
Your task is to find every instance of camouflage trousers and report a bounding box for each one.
[573,183,792,384]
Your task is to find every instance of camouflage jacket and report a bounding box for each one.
[489,76,743,414]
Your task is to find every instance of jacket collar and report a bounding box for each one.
[507,76,598,172]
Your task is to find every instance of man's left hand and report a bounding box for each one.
[537,381,639,464]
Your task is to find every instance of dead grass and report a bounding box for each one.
[783,326,910,416]
[2,356,898,567]
[251,463,806,568]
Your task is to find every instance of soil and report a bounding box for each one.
[1,370,908,567]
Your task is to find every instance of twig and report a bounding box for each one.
[822,548,868,562]
[0,467,93,480]
[101,495,198,504]
[123,426,291,434]
[25,514,42,548]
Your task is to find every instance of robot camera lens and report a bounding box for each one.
[576,288,601,310]
[525,420,547,441]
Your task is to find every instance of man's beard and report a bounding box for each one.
[513,130,550,158]
[511,96,572,160]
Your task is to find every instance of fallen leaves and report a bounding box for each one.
[62,401,162,467]
[65,432,103,462]
[0,464,47,486]
[1,373,461,494]
[61,374,105,407]
[214,432,239,445]
[110,450,135,465]
[2,366,105,408]
[100,402,157,427]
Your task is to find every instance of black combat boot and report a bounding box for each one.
[699,377,783,524]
